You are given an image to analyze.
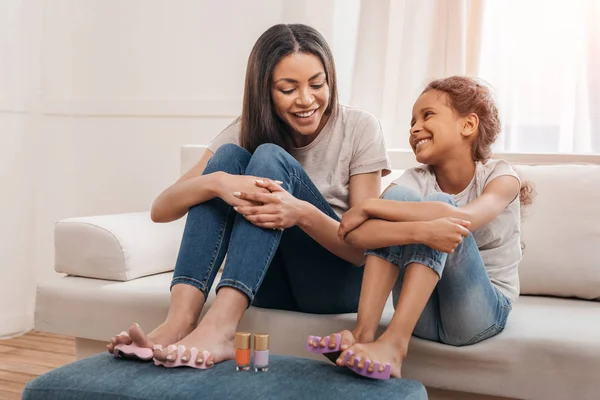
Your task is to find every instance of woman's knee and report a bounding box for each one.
[204,143,252,175]
[381,185,421,202]
[424,192,457,206]
[248,143,298,172]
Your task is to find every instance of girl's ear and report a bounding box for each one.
[461,113,479,138]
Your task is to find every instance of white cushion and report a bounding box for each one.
[514,164,600,300]
[35,274,600,400]
[55,212,185,281]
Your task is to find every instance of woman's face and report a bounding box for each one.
[271,52,330,145]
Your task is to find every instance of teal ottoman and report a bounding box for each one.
[23,354,427,399]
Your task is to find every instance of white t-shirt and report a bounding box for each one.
[208,105,391,217]
[391,159,522,301]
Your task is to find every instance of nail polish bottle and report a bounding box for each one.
[253,333,269,372]
[235,332,251,371]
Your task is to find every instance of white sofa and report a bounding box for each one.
[35,146,600,400]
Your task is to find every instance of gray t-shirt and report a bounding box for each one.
[391,159,522,301]
[208,105,391,217]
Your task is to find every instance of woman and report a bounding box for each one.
[107,23,390,368]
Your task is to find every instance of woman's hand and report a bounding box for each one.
[214,172,279,207]
[338,202,370,240]
[421,217,471,253]
[233,180,306,230]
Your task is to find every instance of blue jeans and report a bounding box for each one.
[366,185,512,346]
[172,143,363,314]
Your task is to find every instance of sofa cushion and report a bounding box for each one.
[35,273,600,400]
[55,212,185,281]
[22,354,427,400]
[514,164,600,300]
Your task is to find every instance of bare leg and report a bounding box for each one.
[312,255,399,354]
[155,287,246,366]
[107,284,204,355]
[343,262,438,378]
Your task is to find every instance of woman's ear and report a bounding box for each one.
[461,113,479,138]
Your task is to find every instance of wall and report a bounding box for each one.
[0,0,357,337]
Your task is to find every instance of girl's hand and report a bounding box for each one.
[233,180,306,230]
[214,173,275,207]
[422,217,471,253]
[338,203,369,240]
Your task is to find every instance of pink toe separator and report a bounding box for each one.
[113,344,153,361]
[343,350,392,380]
[153,345,212,369]
[306,334,342,354]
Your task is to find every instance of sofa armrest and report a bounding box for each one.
[54,212,185,281]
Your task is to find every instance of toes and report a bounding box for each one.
[340,330,354,350]
[181,346,192,363]
[204,352,215,368]
[152,344,167,361]
[129,323,152,348]
[165,344,178,361]
[194,348,205,365]
[367,361,375,373]
[328,334,338,349]
[357,357,367,369]
[115,331,132,345]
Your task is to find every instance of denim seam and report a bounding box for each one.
[218,279,254,299]
[464,323,502,346]
[202,206,232,288]
[404,254,443,277]
[365,250,403,265]
[289,173,331,214]
[170,276,208,296]
[250,229,281,298]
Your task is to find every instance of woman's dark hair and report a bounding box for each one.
[241,24,338,153]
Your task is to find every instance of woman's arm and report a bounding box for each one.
[151,150,217,223]
[363,176,520,231]
[296,171,382,266]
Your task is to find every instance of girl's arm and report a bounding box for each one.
[296,171,382,266]
[343,218,470,253]
[363,176,520,231]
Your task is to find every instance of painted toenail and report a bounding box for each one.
[153,344,163,350]
[166,355,173,360]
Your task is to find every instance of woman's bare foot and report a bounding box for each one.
[338,336,406,378]
[106,317,196,357]
[154,309,236,367]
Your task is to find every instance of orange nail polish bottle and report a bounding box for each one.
[235,332,251,371]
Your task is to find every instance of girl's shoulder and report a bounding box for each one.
[478,159,521,187]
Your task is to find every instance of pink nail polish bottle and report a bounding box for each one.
[253,333,269,372]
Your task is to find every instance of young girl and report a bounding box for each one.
[312,76,527,379]
[107,24,390,368]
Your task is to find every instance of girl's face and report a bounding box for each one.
[271,52,330,146]
[409,90,476,165]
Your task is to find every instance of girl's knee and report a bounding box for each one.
[424,192,456,206]
[381,185,421,202]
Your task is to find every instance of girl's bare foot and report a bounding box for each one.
[106,317,196,357]
[337,336,406,378]
[307,328,375,364]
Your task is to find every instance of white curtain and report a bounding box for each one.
[343,0,600,154]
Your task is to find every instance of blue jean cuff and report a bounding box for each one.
[171,276,209,298]
[216,279,254,304]
[403,255,443,278]
[365,248,444,279]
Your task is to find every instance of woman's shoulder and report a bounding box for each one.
[337,104,381,125]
